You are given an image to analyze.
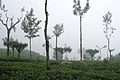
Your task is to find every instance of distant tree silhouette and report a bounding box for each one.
[73,0,90,61]
[10,40,18,58]
[96,45,106,60]
[44,0,50,70]
[3,37,17,58]
[86,49,99,60]
[53,47,64,60]
[64,44,72,61]
[0,1,24,56]
[53,45,72,61]
[64,47,72,53]
[21,8,41,59]
[53,24,64,60]
[14,41,28,61]
[103,11,116,60]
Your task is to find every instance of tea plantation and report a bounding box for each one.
[0,61,120,80]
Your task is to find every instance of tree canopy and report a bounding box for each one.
[86,49,99,60]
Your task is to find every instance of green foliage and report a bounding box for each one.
[54,46,72,55]
[21,8,41,39]
[103,11,112,25]
[86,49,99,60]
[14,42,28,54]
[64,46,72,53]
[21,8,41,59]
[13,41,27,61]
[54,47,64,54]
[3,39,28,55]
[53,24,64,37]
[103,58,109,64]
[73,0,90,16]
[3,37,18,58]
[53,46,72,60]
[3,37,12,47]
[49,60,61,65]
[0,61,120,79]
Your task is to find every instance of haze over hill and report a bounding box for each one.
[0,0,120,60]
[0,48,45,60]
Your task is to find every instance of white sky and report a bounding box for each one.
[0,0,120,60]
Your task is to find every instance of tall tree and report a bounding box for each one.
[86,49,99,60]
[53,24,64,60]
[0,1,24,56]
[103,11,116,60]
[21,8,41,59]
[44,0,50,70]
[73,0,90,61]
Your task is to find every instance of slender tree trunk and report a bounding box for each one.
[18,52,20,62]
[62,54,63,61]
[12,48,14,58]
[66,52,67,60]
[44,0,50,70]
[7,29,10,56]
[55,36,58,60]
[107,39,111,60]
[29,38,32,59]
[99,49,101,61]
[91,57,94,61]
[80,16,82,61]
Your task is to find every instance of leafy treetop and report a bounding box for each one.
[21,8,41,39]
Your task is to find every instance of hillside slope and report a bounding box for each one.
[0,48,45,60]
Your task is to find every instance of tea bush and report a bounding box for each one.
[0,61,120,80]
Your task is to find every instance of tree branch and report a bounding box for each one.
[10,16,22,30]
[13,16,22,27]
[0,18,6,26]
[5,12,8,26]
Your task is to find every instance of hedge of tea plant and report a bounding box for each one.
[0,61,120,80]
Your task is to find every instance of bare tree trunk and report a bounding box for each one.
[44,0,50,70]
[99,49,101,61]
[80,16,82,61]
[7,29,10,56]
[62,54,63,61]
[108,39,111,60]
[12,48,14,58]
[30,38,32,59]
[18,52,20,62]
[55,36,58,60]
